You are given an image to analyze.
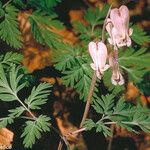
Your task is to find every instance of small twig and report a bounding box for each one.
[80,71,97,128]
[71,127,86,135]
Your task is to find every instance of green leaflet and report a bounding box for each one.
[73,5,109,43]
[92,94,115,115]
[90,95,150,134]
[131,25,150,45]
[0,116,14,128]
[0,52,23,66]
[21,115,51,148]
[0,4,22,49]
[8,106,25,117]
[29,11,63,47]
[119,47,150,83]
[0,64,26,101]
[25,83,51,110]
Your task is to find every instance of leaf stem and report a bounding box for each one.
[80,71,97,128]
[71,127,86,134]
[15,94,37,120]
[2,0,13,8]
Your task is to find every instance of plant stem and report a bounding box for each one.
[102,5,112,43]
[80,71,97,128]
[15,95,37,120]
[2,0,13,8]
[79,4,112,128]
[72,127,86,134]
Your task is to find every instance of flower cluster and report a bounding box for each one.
[89,5,133,85]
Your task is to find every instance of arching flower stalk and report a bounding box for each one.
[106,5,133,50]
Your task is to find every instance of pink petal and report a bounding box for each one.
[97,42,108,69]
[88,42,98,70]
[119,5,129,29]
[110,8,124,33]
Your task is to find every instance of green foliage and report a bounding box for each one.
[0,52,52,148]
[53,42,86,71]
[73,5,110,43]
[85,94,150,136]
[53,42,98,101]
[63,62,96,101]
[83,119,96,130]
[96,122,112,137]
[29,11,63,47]
[92,94,115,115]
[0,52,23,66]
[28,0,61,12]
[137,72,150,96]
[119,48,150,83]
[21,115,51,148]
[131,25,150,45]
[0,4,22,48]
[0,116,14,128]
[85,5,110,26]
[0,64,26,101]
[25,83,51,109]
[83,119,112,137]
[8,106,25,117]
[0,1,150,149]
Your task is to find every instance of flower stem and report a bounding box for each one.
[80,72,97,128]
[79,4,112,128]
[102,5,112,42]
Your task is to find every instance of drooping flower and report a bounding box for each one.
[109,50,124,85]
[106,5,133,49]
[88,41,109,79]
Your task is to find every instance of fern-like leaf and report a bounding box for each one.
[21,115,50,148]
[25,83,51,109]
[131,25,150,45]
[0,4,22,48]
[29,11,63,47]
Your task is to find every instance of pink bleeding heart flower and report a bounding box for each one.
[106,5,133,49]
[109,50,124,85]
[88,41,109,79]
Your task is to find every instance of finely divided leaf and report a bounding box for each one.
[0,4,22,48]
[25,83,51,109]
[0,52,23,66]
[131,25,150,45]
[0,64,26,101]
[21,115,50,148]
[0,116,14,128]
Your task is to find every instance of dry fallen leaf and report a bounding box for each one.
[0,128,14,150]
